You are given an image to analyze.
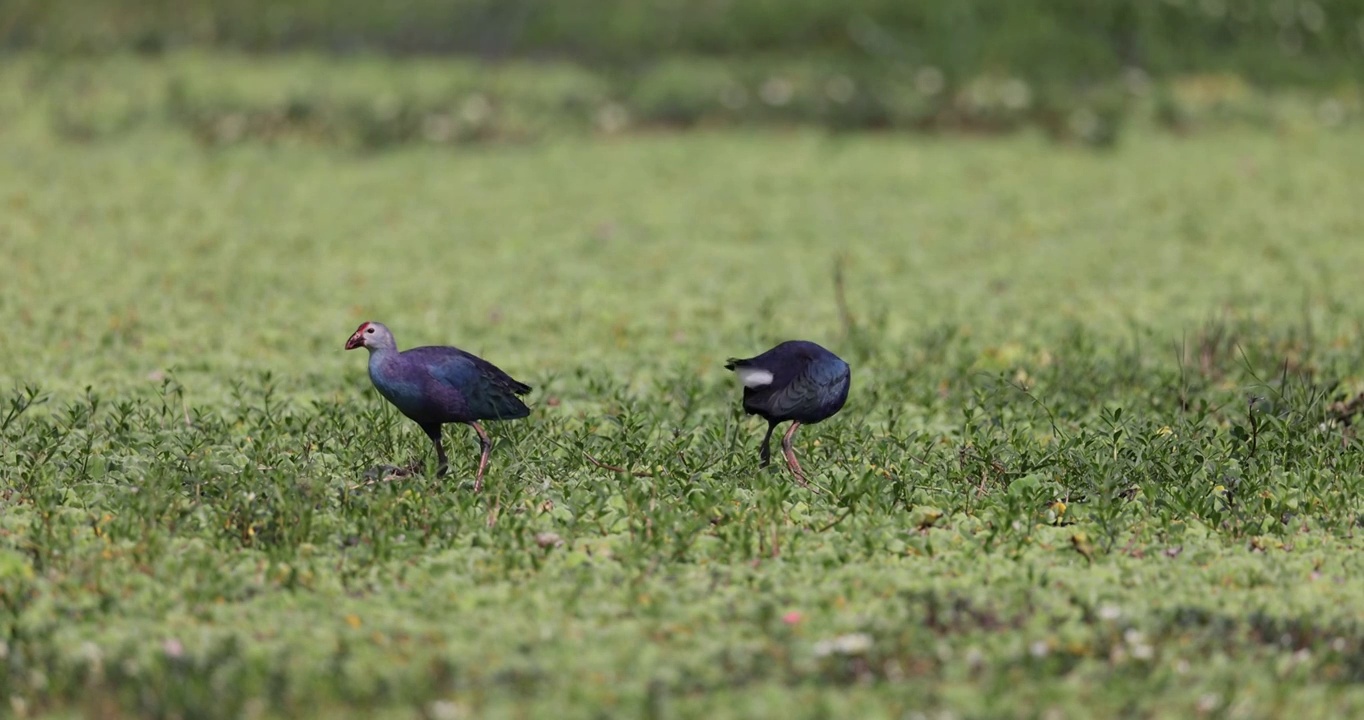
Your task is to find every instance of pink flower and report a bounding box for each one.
[782,611,803,626]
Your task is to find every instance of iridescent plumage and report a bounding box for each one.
[725,340,850,488]
[346,322,530,490]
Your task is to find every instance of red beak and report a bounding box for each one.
[345,333,364,350]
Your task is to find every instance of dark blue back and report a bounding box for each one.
[369,346,531,424]
[733,340,850,424]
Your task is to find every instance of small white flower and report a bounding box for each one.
[78,642,102,664]
[461,94,492,125]
[428,700,463,720]
[1130,641,1154,660]
[759,78,795,107]
[1318,99,1346,128]
[883,659,904,681]
[835,632,873,654]
[915,67,945,96]
[813,632,873,657]
[595,104,630,134]
[1196,693,1221,713]
[1000,79,1031,110]
[825,76,856,104]
[1098,604,1122,621]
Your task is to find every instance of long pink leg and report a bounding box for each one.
[780,421,814,490]
[468,421,492,492]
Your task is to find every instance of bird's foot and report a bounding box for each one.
[791,472,821,493]
[354,463,416,488]
[781,450,823,494]
[374,463,414,479]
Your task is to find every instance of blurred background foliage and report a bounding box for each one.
[2,0,1362,148]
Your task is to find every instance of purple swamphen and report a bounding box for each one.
[345,322,531,491]
[725,340,850,488]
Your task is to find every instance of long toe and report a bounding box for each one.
[782,449,817,491]
[363,464,413,483]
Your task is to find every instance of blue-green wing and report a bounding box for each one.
[765,357,850,421]
[410,347,532,421]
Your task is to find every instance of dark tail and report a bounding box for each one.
[494,394,533,420]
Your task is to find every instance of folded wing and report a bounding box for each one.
[419,348,532,421]
[763,357,849,420]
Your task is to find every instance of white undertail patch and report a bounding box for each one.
[735,367,774,388]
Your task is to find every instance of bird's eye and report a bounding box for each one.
[366,327,375,334]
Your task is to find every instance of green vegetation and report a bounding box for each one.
[5,55,1364,717]
[7,52,1362,153]
[11,0,1364,86]
[6,0,1364,145]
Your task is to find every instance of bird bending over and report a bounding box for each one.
[725,340,850,489]
[345,321,531,491]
